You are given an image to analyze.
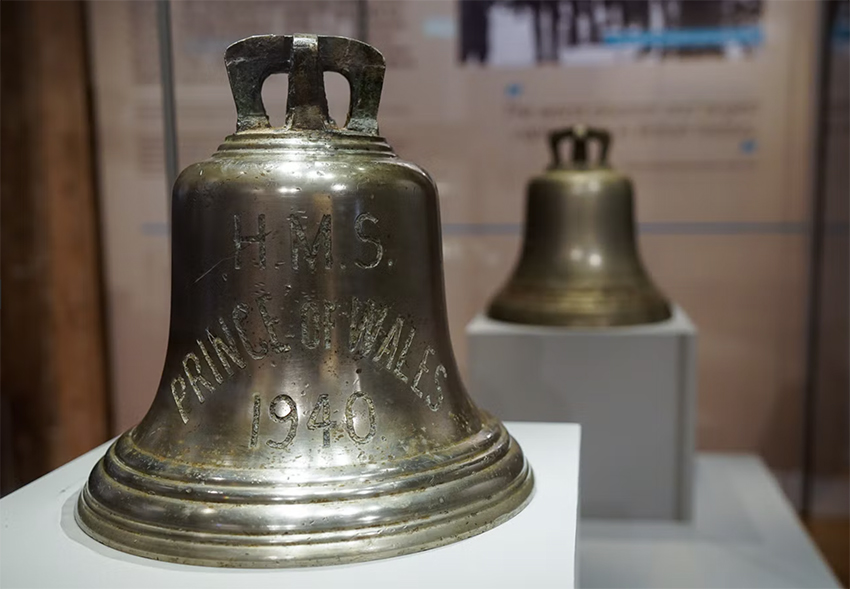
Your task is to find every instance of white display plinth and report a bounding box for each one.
[0,422,580,589]
[580,454,842,588]
[467,306,697,520]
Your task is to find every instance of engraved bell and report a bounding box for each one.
[488,126,672,326]
[77,34,533,568]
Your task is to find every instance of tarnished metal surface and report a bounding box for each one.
[488,126,672,327]
[76,34,533,568]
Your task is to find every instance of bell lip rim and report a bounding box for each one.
[74,467,534,569]
[98,419,515,503]
[73,428,535,568]
[486,281,674,328]
[485,301,674,328]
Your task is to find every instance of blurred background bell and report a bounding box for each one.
[75,34,532,569]
[488,125,672,327]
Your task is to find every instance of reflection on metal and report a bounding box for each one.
[76,34,533,568]
[488,126,672,327]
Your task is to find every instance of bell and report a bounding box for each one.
[76,34,533,568]
[488,126,672,327]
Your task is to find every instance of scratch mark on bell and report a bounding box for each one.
[195,255,236,284]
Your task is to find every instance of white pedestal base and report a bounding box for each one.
[579,454,841,588]
[0,422,580,589]
[467,306,697,520]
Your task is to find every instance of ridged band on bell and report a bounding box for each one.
[487,126,672,327]
[76,34,533,568]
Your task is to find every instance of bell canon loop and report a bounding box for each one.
[76,34,533,568]
[488,125,672,327]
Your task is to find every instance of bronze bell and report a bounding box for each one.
[76,34,533,568]
[488,126,672,327]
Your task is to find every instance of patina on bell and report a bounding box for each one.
[76,34,533,568]
[488,126,672,327]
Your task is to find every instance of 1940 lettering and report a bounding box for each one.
[250,390,377,450]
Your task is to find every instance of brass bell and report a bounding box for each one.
[76,34,533,568]
[488,126,672,327]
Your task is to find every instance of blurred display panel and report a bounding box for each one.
[368,0,819,471]
[371,1,817,226]
[88,0,824,481]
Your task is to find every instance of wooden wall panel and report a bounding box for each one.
[1,1,110,495]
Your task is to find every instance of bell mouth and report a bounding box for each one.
[75,416,533,568]
[488,282,673,328]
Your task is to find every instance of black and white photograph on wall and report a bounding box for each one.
[459,0,764,66]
